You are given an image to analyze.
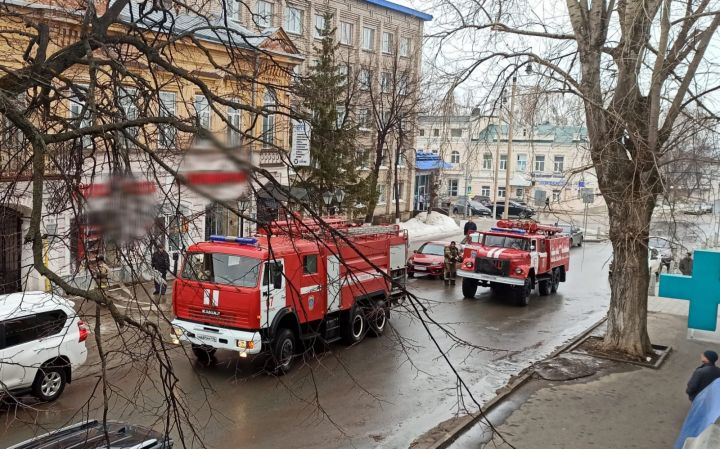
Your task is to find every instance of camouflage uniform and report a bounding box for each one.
[444,245,460,285]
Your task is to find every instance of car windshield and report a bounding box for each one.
[484,234,529,251]
[420,243,446,256]
[468,201,484,209]
[182,252,262,287]
[559,224,572,233]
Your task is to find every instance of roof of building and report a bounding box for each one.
[365,0,433,21]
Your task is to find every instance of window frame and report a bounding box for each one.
[303,254,318,275]
[534,155,546,172]
[482,153,492,170]
[450,151,460,164]
[499,154,507,171]
[284,6,304,35]
[313,13,325,38]
[382,31,394,54]
[158,91,177,149]
[339,21,354,45]
[447,179,459,196]
[554,155,565,173]
[255,0,273,28]
[194,94,211,130]
[399,36,411,57]
[362,26,375,51]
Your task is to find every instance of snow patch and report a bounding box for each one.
[400,212,461,241]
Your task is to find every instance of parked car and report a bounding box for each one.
[452,198,491,216]
[0,292,88,402]
[407,241,448,278]
[7,420,172,449]
[557,223,584,247]
[472,195,492,207]
[648,236,681,273]
[492,201,536,218]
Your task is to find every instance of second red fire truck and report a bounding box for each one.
[458,220,571,306]
[170,217,408,373]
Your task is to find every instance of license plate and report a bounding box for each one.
[414,266,427,271]
[196,334,217,343]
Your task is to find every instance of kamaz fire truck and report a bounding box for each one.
[170,217,408,373]
[458,220,571,306]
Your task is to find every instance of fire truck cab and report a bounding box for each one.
[458,220,571,306]
[170,218,407,373]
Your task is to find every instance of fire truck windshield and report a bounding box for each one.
[483,235,529,251]
[182,252,262,287]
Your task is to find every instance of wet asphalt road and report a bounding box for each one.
[0,241,613,449]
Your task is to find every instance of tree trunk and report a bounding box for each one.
[364,136,386,223]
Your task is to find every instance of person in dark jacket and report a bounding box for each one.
[444,241,461,286]
[679,252,693,276]
[464,218,478,235]
[151,247,171,295]
[686,350,720,401]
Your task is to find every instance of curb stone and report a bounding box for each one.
[416,317,608,449]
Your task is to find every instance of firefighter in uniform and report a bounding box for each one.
[444,241,461,285]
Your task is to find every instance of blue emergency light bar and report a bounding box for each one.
[209,235,258,245]
[490,227,527,234]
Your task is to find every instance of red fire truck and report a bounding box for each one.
[170,218,408,373]
[458,220,571,306]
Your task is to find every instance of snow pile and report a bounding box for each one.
[400,212,461,240]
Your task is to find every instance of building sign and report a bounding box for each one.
[291,120,311,166]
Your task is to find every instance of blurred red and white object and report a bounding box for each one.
[79,175,159,244]
[179,140,249,201]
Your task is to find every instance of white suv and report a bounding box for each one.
[0,292,88,402]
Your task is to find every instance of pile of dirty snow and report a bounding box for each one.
[400,212,461,240]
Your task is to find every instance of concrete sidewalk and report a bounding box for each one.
[451,299,708,449]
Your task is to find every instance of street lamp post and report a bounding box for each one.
[334,188,345,214]
[322,191,334,216]
[238,195,251,237]
[503,76,517,220]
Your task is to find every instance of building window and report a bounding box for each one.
[554,155,565,173]
[194,95,211,130]
[359,68,372,90]
[117,87,138,148]
[313,14,326,38]
[447,179,459,196]
[482,153,492,170]
[377,185,386,204]
[226,0,241,21]
[158,91,176,148]
[340,21,354,45]
[399,36,411,57]
[284,6,303,34]
[380,71,391,93]
[450,151,460,164]
[481,186,490,197]
[552,190,561,202]
[227,103,242,146]
[419,129,425,137]
[516,153,527,171]
[398,74,409,96]
[362,27,375,50]
[262,89,276,148]
[499,154,507,170]
[356,148,368,169]
[498,186,506,198]
[393,182,404,201]
[255,0,273,28]
[336,106,346,128]
[357,108,370,129]
[534,155,545,172]
[433,128,439,137]
[515,188,524,198]
[69,89,93,148]
[450,128,462,138]
[382,31,394,53]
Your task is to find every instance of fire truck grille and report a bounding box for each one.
[475,257,510,276]
[185,306,250,328]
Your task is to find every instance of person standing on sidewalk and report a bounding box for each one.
[464,217,477,235]
[444,241,461,286]
[686,350,720,401]
[92,255,110,289]
[679,252,693,276]
[543,197,550,212]
[151,246,170,297]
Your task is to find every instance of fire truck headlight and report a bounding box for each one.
[515,267,524,274]
[464,262,473,268]
[237,340,255,350]
[173,326,184,337]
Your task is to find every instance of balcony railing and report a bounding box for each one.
[258,149,284,166]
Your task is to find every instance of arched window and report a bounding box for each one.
[262,89,276,147]
[450,150,460,164]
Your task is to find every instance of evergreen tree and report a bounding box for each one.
[294,12,365,213]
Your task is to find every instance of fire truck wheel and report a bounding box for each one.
[272,328,296,375]
[408,271,414,278]
[369,301,388,337]
[514,279,531,306]
[343,305,367,344]
[462,278,478,299]
[551,269,560,293]
[538,279,551,296]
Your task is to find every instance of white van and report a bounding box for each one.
[0,292,88,402]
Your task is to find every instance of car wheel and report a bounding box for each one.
[343,304,367,345]
[32,365,67,402]
[514,278,532,306]
[453,208,459,214]
[271,328,296,375]
[191,344,217,362]
[538,279,551,296]
[551,268,560,293]
[577,237,583,247]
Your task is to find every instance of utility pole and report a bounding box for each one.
[503,76,517,220]
[492,105,503,219]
